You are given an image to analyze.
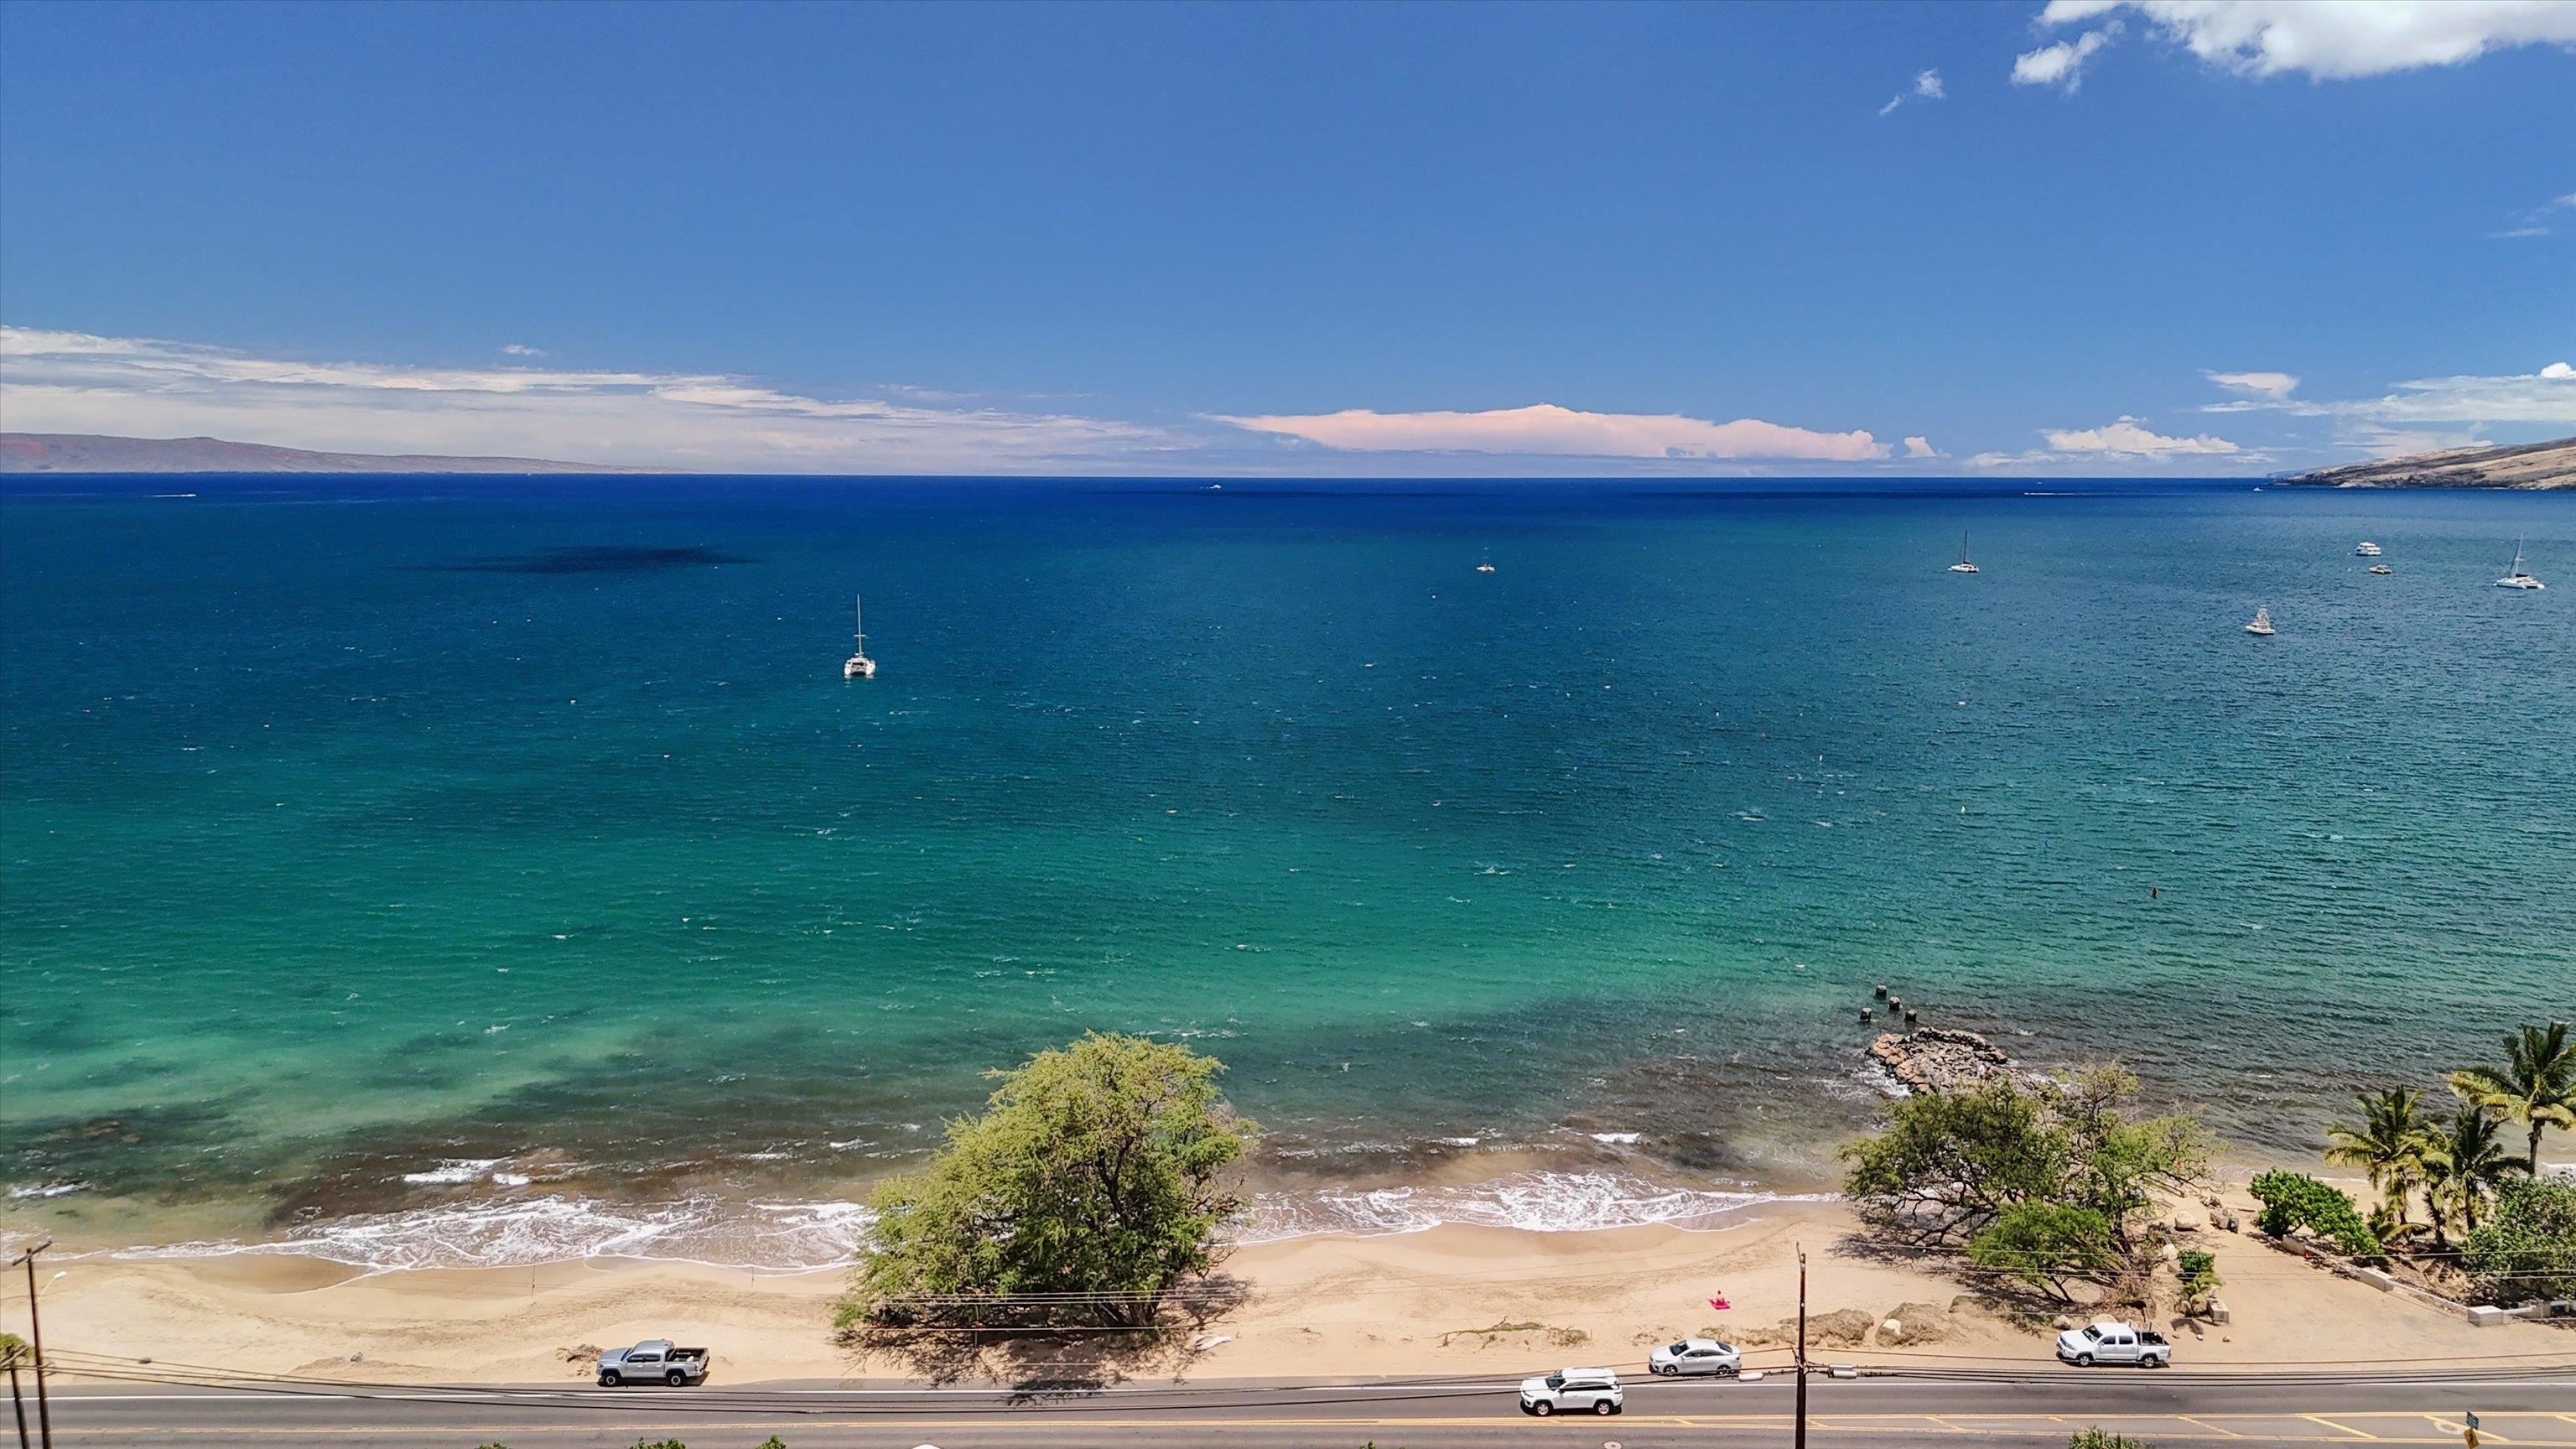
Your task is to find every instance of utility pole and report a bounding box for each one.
[1793,1237,1813,1443]
[9,1240,49,1449]
[7,1342,29,1449]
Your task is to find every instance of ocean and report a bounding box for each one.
[3,475,2569,1267]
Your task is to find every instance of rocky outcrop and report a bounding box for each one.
[1868,1027,2013,1093]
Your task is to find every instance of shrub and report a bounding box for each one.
[2176,1249,2220,1311]
[2249,1171,2384,1263]
[2463,1177,2576,1306]
[841,1032,1253,1331]
[2070,1431,2155,1449]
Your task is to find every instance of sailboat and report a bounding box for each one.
[2243,607,2276,636]
[843,595,878,678]
[2496,538,2547,590]
[1948,530,1979,574]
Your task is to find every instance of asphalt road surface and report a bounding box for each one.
[26,1368,2576,1448]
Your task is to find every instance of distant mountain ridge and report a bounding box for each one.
[2281,434,2575,490]
[0,433,664,475]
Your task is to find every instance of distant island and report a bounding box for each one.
[2281,434,2575,491]
[0,432,662,475]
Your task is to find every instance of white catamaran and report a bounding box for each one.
[2496,538,2546,590]
[1948,530,1979,574]
[843,595,878,678]
[2243,607,2276,636]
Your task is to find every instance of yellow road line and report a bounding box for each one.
[2179,1415,2246,1437]
[2303,1413,2381,1438]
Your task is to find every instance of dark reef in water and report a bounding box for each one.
[423,545,752,574]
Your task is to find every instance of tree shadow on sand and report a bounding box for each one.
[839,1275,1253,1394]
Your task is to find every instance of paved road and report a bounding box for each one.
[29,1370,2576,1448]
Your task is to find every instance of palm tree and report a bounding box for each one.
[2419,1104,2521,1243]
[2324,1087,2431,1224]
[2448,1020,2576,1176]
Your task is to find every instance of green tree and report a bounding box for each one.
[2323,1087,2431,1225]
[2462,1176,2576,1306]
[842,1033,1253,1331]
[2175,1249,2220,1313]
[2249,1171,2383,1262]
[1841,1068,2205,1250]
[1968,1202,2124,1302]
[2422,1104,2522,1244]
[2448,1021,2576,1177]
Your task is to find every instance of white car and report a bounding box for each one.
[1519,1367,1624,1415]
[2055,1320,2171,1368]
[1648,1337,1742,1376]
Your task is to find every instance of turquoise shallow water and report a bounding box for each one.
[3,476,2570,1249]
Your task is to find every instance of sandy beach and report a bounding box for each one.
[13,1196,2568,1389]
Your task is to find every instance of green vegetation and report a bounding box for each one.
[2175,1249,2220,1312]
[2249,1171,2383,1262]
[2069,1431,2155,1449]
[1842,1067,2208,1307]
[2463,1177,2576,1306]
[1842,1067,2208,1250]
[0,1330,26,1359]
[839,1032,1253,1332]
[2310,1018,2569,1261]
[2447,1021,2576,1177]
[1966,1202,2123,1303]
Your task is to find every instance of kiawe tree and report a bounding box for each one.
[841,1032,1254,1332]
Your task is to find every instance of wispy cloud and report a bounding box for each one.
[2200,361,2576,425]
[2013,25,2116,91]
[1208,403,1889,462]
[2205,369,2298,400]
[2490,189,2576,240]
[2026,1,2576,84]
[0,325,1178,473]
[500,342,547,357]
[1879,68,1946,115]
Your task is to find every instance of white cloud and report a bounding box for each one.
[500,342,546,357]
[0,325,1178,472]
[2202,361,2576,424]
[1968,415,2248,470]
[1903,435,1940,458]
[1208,403,1888,462]
[2205,369,2299,399]
[1881,66,1948,113]
[2036,0,2576,81]
[2044,417,2241,455]
[2013,27,2116,90]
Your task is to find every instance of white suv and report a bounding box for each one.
[1519,1367,1624,1415]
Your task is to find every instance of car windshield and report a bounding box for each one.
[1669,1342,1689,1353]
[1545,1374,1566,1389]
[2082,1326,2104,1340]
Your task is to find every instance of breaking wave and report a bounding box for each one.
[107,1171,1805,1273]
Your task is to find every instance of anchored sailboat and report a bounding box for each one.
[843,595,878,678]
[2243,606,2276,636]
[1948,530,1979,574]
[2496,538,2546,590]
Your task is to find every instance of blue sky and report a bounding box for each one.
[1,0,2570,474]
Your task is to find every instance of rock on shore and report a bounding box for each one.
[1868,1027,2013,1093]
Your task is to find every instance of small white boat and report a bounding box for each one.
[1475,561,1497,574]
[2496,538,2546,590]
[2244,607,2276,636]
[1948,530,1979,574]
[2368,564,2392,575]
[843,595,878,678]
[2355,541,2382,557]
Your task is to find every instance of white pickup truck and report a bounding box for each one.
[2055,1320,2172,1368]
[596,1339,713,1386]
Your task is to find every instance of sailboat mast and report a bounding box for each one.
[854,594,864,649]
